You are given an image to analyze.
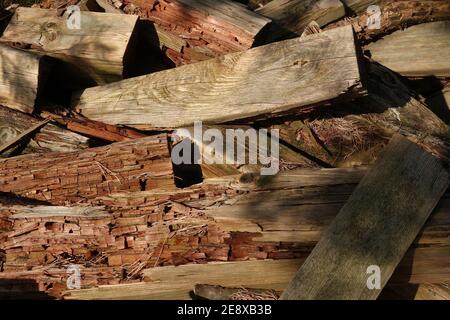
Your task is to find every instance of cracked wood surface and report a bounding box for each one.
[366,21,450,77]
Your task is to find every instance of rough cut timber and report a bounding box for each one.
[328,0,450,45]
[366,22,450,77]
[0,134,174,204]
[0,107,89,157]
[73,25,365,129]
[281,135,449,300]
[271,61,450,167]
[0,7,139,85]
[0,44,51,113]
[123,0,271,65]
[256,0,345,40]
[63,248,449,300]
[0,166,448,298]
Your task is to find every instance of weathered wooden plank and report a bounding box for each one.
[256,0,345,39]
[280,135,449,300]
[366,22,450,77]
[0,119,50,155]
[73,25,365,129]
[63,247,450,300]
[0,44,50,113]
[328,0,450,45]
[0,106,89,157]
[0,7,139,84]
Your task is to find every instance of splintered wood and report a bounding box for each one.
[124,0,271,64]
[281,135,449,300]
[0,135,173,203]
[73,25,365,129]
[2,167,448,299]
[0,7,139,84]
[0,107,89,157]
[0,0,449,302]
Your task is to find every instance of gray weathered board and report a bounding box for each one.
[72,25,365,130]
[256,0,345,39]
[0,7,139,84]
[366,21,450,77]
[280,134,449,300]
[0,44,50,113]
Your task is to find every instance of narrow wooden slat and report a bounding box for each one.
[280,135,449,300]
[0,119,50,155]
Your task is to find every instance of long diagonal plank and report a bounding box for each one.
[280,134,449,300]
[72,25,366,130]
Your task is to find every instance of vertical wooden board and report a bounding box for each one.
[280,134,449,300]
[0,44,48,113]
[366,21,450,77]
[0,7,139,84]
[73,25,365,129]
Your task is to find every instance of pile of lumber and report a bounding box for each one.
[0,0,449,300]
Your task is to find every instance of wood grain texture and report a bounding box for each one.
[0,7,139,84]
[0,44,49,113]
[256,0,345,39]
[366,22,450,77]
[4,205,108,219]
[73,25,365,129]
[63,250,449,300]
[0,106,89,157]
[0,119,50,155]
[280,134,449,300]
[125,0,271,65]
[0,134,174,204]
[272,61,450,168]
[340,0,380,14]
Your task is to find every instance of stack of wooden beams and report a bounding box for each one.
[0,0,449,300]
